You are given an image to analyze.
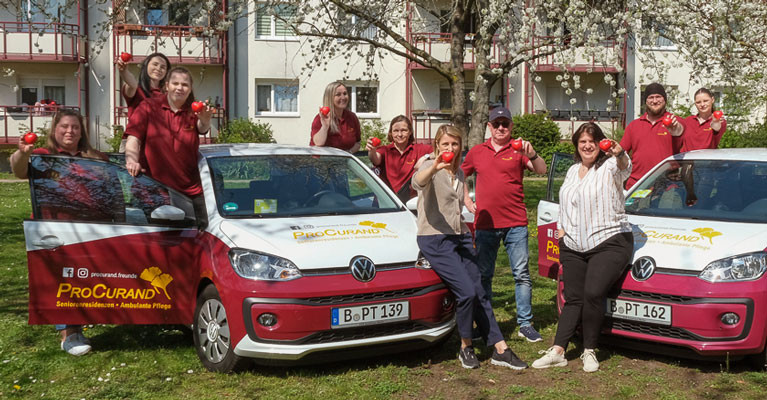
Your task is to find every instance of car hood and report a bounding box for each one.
[218,211,419,270]
[630,215,767,271]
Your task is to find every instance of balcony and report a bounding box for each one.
[0,21,82,62]
[529,36,626,73]
[409,33,503,68]
[114,24,225,65]
[0,105,80,144]
[539,109,626,138]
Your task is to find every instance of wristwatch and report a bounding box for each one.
[529,153,539,161]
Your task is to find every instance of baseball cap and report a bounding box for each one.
[489,107,512,122]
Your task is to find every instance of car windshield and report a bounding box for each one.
[208,154,401,217]
[625,159,767,223]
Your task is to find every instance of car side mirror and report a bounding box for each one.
[150,205,186,222]
[406,197,418,211]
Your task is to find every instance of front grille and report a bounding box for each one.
[301,262,415,276]
[609,320,698,341]
[305,286,438,305]
[300,321,428,344]
[617,290,696,304]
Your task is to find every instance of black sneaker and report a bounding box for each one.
[458,346,480,369]
[491,348,528,370]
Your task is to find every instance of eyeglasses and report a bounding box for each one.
[491,120,511,129]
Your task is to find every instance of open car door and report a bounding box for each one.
[537,152,574,279]
[24,155,201,325]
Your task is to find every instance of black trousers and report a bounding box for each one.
[553,232,633,349]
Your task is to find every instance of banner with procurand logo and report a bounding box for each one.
[26,232,199,325]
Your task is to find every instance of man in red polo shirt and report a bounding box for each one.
[620,83,685,189]
[125,67,212,202]
[462,106,547,343]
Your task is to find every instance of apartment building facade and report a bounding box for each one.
[1,1,718,151]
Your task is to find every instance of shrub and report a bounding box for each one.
[512,113,562,166]
[719,122,767,148]
[217,118,275,144]
[106,125,124,152]
[360,119,387,150]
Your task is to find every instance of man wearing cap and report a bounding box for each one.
[620,83,685,189]
[462,106,547,343]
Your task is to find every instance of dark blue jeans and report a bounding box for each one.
[417,233,504,345]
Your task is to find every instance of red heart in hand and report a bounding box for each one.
[713,110,723,120]
[440,151,454,162]
[191,101,205,112]
[371,137,381,147]
[23,132,38,145]
[662,116,673,127]
[599,139,612,152]
[511,138,523,151]
[120,52,132,62]
[320,106,330,116]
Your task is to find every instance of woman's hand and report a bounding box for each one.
[125,161,143,177]
[319,107,330,128]
[17,140,34,156]
[116,58,127,72]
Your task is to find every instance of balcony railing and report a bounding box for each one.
[0,21,82,61]
[529,36,625,72]
[114,24,225,65]
[410,32,503,67]
[0,105,80,143]
[538,109,626,138]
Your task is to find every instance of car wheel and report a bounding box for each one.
[193,285,250,373]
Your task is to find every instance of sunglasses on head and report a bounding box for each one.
[491,120,511,129]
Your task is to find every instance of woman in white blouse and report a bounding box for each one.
[532,122,633,372]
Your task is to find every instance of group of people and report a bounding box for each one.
[12,63,724,369]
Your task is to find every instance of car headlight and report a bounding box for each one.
[415,253,432,269]
[698,252,767,283]
[228,249,302,281]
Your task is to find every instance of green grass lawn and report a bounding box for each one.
[1,180,765,399]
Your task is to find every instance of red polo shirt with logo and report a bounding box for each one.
[620,112,681,189]
[309,109,361,151]
[462,138,530,230]
[682,115,726,152]
[126,96,203,196]
[375,143,432,196]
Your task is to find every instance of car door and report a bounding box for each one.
[24,155,201,326]
[537,152,574,279]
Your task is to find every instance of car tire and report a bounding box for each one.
[193,285,250,373]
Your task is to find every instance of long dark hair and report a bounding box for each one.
[387,115,414,145]
[572,122,609,169]
[138,53,171,96]
[45,110,101,159]
[166,67,195,109]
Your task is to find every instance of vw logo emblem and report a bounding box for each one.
[350,256,376,282]
[631,256,656,281]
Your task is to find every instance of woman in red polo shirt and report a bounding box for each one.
[367,115,432,203]
[10,109,107,356]
[116,53,171,151]
[682,88,726,152]
[125,67,212,215]
[310,81,361,153]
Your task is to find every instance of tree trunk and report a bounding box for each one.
[468,34,494,148]
[448,1,468,145]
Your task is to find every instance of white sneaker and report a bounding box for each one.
[581,349,599,372]
[531,346,567,369]
[61,333,91,356]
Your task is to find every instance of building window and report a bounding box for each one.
[256,4,297,39]
[44,86,65,105]
[349,85,379,116]
[256,83,298,115]
[439,88,473,111]
[338,12,377,40]
[641,18,675,49]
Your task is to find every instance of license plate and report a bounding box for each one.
[331,301,409,328]
[606,298,671,326]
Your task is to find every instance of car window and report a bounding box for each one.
[547,152,575,202]
[29,155,195,225]
[208,154,401,217]
[625,159,767,223]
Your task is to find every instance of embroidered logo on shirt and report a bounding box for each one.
[501,156,514,161]
[406,159,415,164]
[657,131,668,135]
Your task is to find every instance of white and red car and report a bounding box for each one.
[24,144,455,372]
[538,148,767,368]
